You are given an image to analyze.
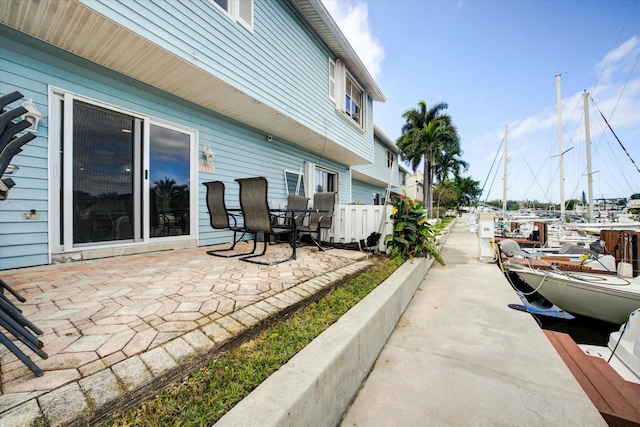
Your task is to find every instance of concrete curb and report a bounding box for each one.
[215,220,455,427]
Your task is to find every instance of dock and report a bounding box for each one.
[545,330,640,426]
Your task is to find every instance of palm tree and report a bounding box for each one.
[455,176,482,207]
[432,130,468,214]
[153,177,178,212]
[397,101,450,213]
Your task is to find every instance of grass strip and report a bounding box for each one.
[107,256,403,426]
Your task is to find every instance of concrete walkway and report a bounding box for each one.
[216,219,606,426]
[340,220,607,426]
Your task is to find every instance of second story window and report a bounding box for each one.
[329,59,366,130]
[386,149,394,167]
[345,77,362,125]
[209,0,253,31]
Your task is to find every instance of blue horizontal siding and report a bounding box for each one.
[352,180,386,205]
[1,26,353,268]
[82,0,374,161]
[0,254,49,270]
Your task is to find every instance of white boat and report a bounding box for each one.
[568,219,640,234]
[504,261,640,324]
[580,308,640,384]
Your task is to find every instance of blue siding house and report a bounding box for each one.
[0,0,388,270]
[351,125,401,205]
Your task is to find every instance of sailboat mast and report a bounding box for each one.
[556,74,565,219]
[583,90,594,222]
[503,125,508,213]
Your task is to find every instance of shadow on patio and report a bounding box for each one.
[0,242,373,426]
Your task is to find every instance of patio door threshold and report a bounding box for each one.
[51,240,197,263]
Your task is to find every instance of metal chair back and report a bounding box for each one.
[236,176,272,233]
[310,192,336,231]
[203,180,251,257]
[287,194,309,226]
[204,181,231,229]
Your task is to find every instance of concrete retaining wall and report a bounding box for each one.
[215,220,454,427]
[215,257,433,427]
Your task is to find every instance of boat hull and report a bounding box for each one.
[507,264,640,324]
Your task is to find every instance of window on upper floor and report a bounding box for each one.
[329,59,366,130]
[209,0,253,31]
[386,149,394,167]
[345,76,363,125]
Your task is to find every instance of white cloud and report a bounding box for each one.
[321,0,385,79]
[594,35,639,83]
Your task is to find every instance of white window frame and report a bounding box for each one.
[48,87,198,254]
[345,73,363,126]
[330,59,366,130]
[304,162,338,201]
[386,149,394,168]
[208,0,253,31]
[284,169,306,196]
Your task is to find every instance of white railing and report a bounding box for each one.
[269,202,392,252]
[328,204,392,252]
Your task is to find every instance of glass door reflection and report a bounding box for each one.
[149,124,190,238]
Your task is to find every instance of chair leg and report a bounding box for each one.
[240,234,296,265]
[206,231,256,258]
[301,229,331,252]
[0,332,43,377]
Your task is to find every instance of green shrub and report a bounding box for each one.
[384,190,444,265]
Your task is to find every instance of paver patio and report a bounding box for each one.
[0,242,372,426]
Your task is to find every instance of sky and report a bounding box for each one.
[321,0,640,206]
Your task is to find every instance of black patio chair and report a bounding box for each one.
[297,191,336,251]
[0,278,47,376]
[287,194,310,226]
[203,181,254,257]
[235,176,297,265]
[270,193,309,245]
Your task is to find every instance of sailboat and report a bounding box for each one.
[501,76,640,323]
[504,259,640,324]
[560,84,640,233]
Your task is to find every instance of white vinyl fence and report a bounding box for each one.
[269,202,392,252]
[328,204,392,252]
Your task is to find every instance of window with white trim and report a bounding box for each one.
[345,76,363,125]
[209,0,253,31]
[284,170,305,196]
[304,161,338,200]
[315,167,337,193]
[329,59,366,129]
[386,149,394,167]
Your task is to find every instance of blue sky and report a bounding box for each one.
[322,0,640,205]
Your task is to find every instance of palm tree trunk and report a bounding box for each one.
[422,158,429,209]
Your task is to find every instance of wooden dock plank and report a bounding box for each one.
[544,330,640,426]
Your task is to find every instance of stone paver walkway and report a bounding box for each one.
[0,242,372,426]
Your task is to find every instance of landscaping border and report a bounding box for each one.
[215,221,455,426]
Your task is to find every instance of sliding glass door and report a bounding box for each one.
[149,124,191,238]
[51,92,194,253]
[71,102,140,244]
